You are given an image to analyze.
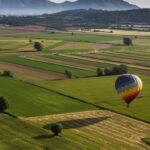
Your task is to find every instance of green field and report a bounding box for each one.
[45,54,115,68]
[0,114,46,150]
[0,76,96,116]
[10,32,122,43]
[0,56,95,77]
[38,75,150,122]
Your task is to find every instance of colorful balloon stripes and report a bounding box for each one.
[115,74,143,105]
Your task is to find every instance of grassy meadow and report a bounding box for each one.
[0,76,96,116]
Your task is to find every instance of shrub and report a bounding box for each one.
[123,37,132,45]
[51,123,63,136]
[2,70,13,77]
[0,97,9,113]
[65,70,73,79]
[97,68,104,76]
[29,39,32,43]
[34,42,43,51]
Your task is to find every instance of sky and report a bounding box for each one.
[50,0,150,8]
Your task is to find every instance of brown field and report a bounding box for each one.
[0,25,45,35]
[88,43,111,49]
[53,41,111,50]
[0,61,65,82]
[53,42,79,50]
[23,110,150,150]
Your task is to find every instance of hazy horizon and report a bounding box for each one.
[50,0,150,8]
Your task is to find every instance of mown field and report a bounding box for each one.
[0,27,149,149]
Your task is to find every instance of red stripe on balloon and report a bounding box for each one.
[123,91,141,104]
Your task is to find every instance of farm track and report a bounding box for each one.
[23,55,97,71]
[0,61,65,81]
[59,54,150,71]
[23,110,150,150]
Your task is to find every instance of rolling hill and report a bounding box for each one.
[0,0,139,15]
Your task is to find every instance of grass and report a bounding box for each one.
[11,32,121,43]
[0,41,32,51]
[0,56,95,77]
[0,113,137,150]
[45,54,114,68]
[38,75,150,122]
[25,110,149,150]
[0,114,46,150]
[0,76,96,117]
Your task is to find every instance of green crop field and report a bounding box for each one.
[11,32,122,43]
[45,54,115,68]
[0,56,95,77]
[38,75,150,122]
[0,76,96,116]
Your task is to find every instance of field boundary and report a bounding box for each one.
[26,81,150,124]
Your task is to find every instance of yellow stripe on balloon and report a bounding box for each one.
[119,85,140,98]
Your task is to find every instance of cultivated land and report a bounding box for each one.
[0,26,149,149]
[23,110,150,150]
[0,61,65,82]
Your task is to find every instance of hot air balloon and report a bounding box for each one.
[115,74,143,107]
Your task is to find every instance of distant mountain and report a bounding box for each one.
[0,0,139,16]
[60,0,139,11]
[1,9,149,27]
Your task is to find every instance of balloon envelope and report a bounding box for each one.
[115,74,142,104]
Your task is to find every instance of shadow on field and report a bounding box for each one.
[33,134,55,140]
[44,116,110,130]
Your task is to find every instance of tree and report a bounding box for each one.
[34,42,43,51]
[2,70,13,77]
[104,68,112,76]
[118,64,128,74]
[65,70,73,79]
[0,97,9,113]
[51,123,63,136]
[123,37,132,45]
[97,68,104,76]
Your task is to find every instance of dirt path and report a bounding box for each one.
[23,110,150,150]
[0,61,65,82]
[23,55,97,71]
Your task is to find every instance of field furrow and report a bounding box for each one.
[23,110,150,150]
